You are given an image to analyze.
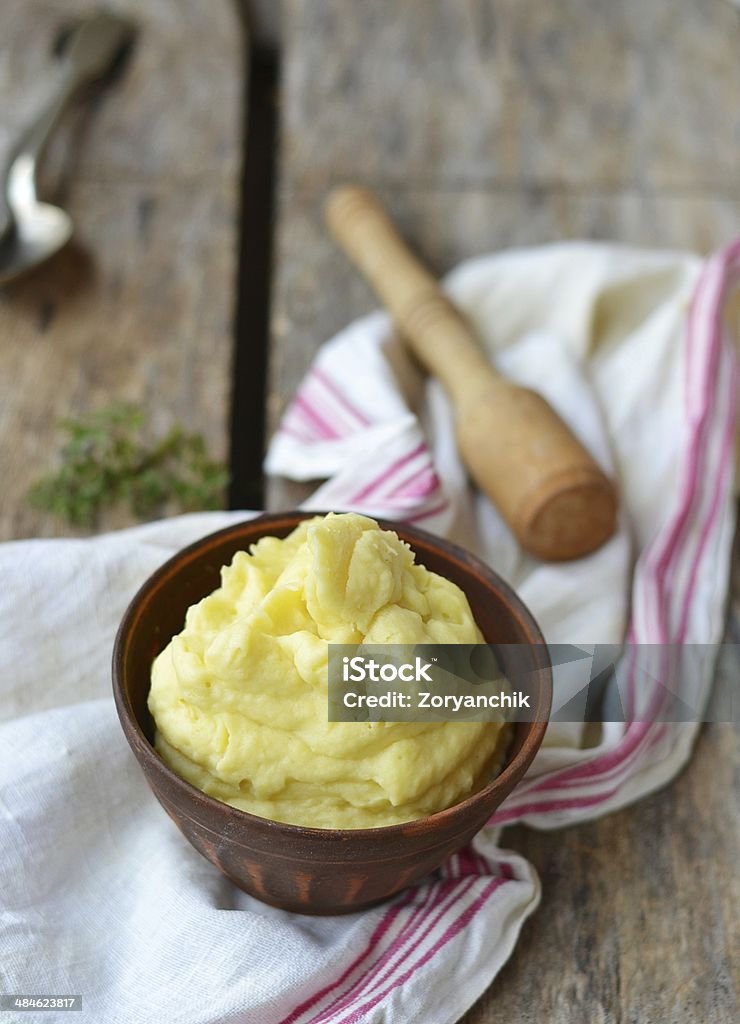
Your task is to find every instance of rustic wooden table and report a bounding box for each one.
[0,2,737,1022]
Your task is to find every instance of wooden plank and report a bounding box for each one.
[0,0,241,539]
[271,3,740,1021]
[279,0,740,192]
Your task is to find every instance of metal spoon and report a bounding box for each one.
[0,11,135,285]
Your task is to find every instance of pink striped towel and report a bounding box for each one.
[264,240,738,1017]
[0,242,735,1024]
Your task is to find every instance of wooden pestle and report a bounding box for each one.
[325,185,618,561]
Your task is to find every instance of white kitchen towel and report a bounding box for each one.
[0,242,736,1024]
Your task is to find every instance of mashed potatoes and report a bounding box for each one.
[148,512,509,828]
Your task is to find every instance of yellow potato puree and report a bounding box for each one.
[148,512,510,828]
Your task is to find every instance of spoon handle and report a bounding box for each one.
[1,12,135,221]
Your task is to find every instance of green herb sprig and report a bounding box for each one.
[29,403,229,527]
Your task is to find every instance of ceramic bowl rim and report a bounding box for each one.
[112,510,553,842]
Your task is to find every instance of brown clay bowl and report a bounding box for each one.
[113,511,551,915]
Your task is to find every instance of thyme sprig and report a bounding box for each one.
[29,403,229,527]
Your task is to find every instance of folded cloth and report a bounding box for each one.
[0,243,736,1024]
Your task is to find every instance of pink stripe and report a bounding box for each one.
[498,860,516,881]
[511,720,656,802]
[473,848,493,876]
[385,462,436,499]
[292,394,342,440]
[638,260,719,640]
[351,442,427,502]
[311,880,467,1024]
[403,499,450,524]
[496,725,670,821]
[278,422,314,443]
[336,866,513,1022]
[332,880,480,1024]
[545,730,655,789]
[311,894,438,1023]
[455,847,481,877]
[502,719,649,803]
[494,781,631,823]
[389,470,440,502]
[645,241,740,642]
[282,890,417,1024]
[654,260,729,639]
[636,259,723,642]
[338,879,504,1024]
[302,379,358,434]
[676,338,738,642]
[311,366,372,427]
